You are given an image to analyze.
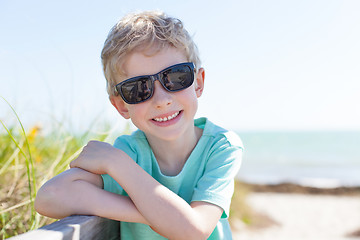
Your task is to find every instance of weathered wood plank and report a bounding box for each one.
[8,215,120,240]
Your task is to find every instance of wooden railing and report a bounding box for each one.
[8,215,120,240]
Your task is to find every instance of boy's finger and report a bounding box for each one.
[69,161,75,168]
[69,158,79,168]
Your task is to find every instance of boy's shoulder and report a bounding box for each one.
[196,118,244,149]
[113,129,148,152]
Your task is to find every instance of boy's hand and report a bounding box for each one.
[70,140,121,175]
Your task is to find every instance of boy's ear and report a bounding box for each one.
[195,68,205,98]
[110,96,130,119]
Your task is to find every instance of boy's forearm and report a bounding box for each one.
[35,168,94,218]
[85,181,149,224]
[107,155,211,239]
[35,179,101,219]
[71,180,149,224]
[35,169,148,224]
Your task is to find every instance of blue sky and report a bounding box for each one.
[1,0,360,132]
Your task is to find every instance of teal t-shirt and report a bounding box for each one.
[102,118,243,239]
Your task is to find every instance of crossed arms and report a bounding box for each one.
[35,141,223,240]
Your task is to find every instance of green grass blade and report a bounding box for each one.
[1,97,37,229]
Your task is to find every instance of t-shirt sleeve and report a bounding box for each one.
[101,136,138,195]
[191,131,243,218]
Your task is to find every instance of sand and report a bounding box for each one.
[232,192,360,240]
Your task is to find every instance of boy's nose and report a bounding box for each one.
[152,81,172,108]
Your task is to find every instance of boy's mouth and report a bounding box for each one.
[153,111,181,122]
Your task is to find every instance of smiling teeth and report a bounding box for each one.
[154,112,180,122]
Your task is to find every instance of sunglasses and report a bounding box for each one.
[115,62,195,104]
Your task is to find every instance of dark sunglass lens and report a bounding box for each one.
[121,77,152,103]
[162,65,193,91]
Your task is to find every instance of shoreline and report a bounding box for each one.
[238,181,360,196]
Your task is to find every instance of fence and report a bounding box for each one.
[8,215,120,240]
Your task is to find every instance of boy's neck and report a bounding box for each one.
[146,126,203,176]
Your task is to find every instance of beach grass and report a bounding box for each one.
[0,124,122,238]
[0,99,124,238]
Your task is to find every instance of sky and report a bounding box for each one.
[1,0,360,132]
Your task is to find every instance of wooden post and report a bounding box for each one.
[8,215,120,240]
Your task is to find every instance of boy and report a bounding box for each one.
[35,10,243,239]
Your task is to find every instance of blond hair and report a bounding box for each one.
[101,10,201,96]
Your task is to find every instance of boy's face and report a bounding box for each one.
[110,47,205,142]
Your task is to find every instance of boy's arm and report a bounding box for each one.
[34,168,149,224]
[70,141,223,239]
[108,159,223,239]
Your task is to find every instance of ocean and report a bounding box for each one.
[235,131,360,188]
